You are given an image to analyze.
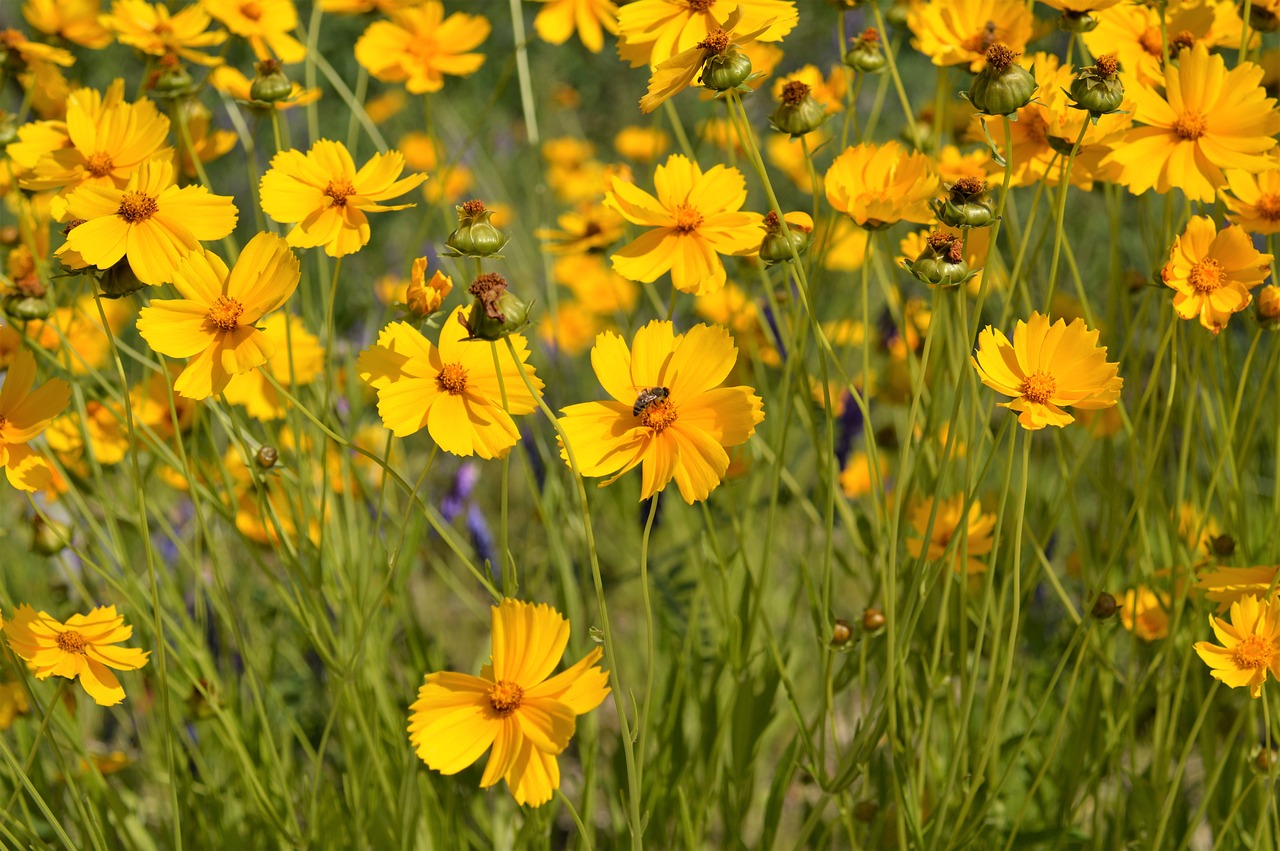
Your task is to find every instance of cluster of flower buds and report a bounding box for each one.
[1068,53,1125,122]
[758,211,813,265]
[770,81,827,137]
[931,177,998,229]
[843,28,887,75]
[964,43,1036,117]
[905,231,978,289]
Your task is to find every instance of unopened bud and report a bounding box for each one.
[250,59,293,103]
[830,618,853,648]
[862,607,885,631]
[964,44,1036,116]
[1091,592,1117,620]
[445,200,507,258]
[255,445,278,469]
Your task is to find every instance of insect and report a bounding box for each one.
[979,20,998,51]
[632,386,670,417]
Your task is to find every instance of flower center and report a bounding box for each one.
[640,398,679,432]
[117,192,158,223]
[86,152,114,178]
[1174,111,1207,140]
[1138,26,1164,58]
[324,179,357,207]
[0,414,7,432]
[1188,258,1226,293]
[673,204,703,233]
[1018,371,1056,404]
[1230,634,1275,670]
[488,680,524,715]
[207,295,245,331]
[436,362,467,395]
[961,21,999,54]
[240,1,263,21]
[56,630,88,654]
[1256,194,1280,221]
[685,0,714,12]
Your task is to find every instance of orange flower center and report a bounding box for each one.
[324,179,357,207]
[1188,258,1226,293]
[207,295,245,331]
[1256,194,1280,221]
[686,0,714,12]
[1173,111,1207,140]
[86,152,114,178]
[1018,371,1056,404]
[1230,634,1275,670]
[640,398,679,432]
[436,362,467,395]
[1138,26,1164,58]
[117,192,158,223]
[488,680,524,715]
[240,1,263,21]
[960,21,999,54]
[673,204,703,233]
[56,630,88,654]
[0,414,7,432]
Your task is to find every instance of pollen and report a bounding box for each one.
[1174,111,1208,140]
[461,199,487,217]
[696,29,730,55]
[1188,258,1227,293]
[436,362,468,395]
[640,398,679,432]
[207,295,245,331]
[1094,53,1119,78]
[686,0,714,12]
[1171,30,1196,53]
[983,43,1018,72]
[1018,371,1056,405]
[673,204,703,233]
[86,152,114,178]
[117,192,159,223]
[324,179,357,207]
[951,176,985,196]
[1230,634,1275,670]
[781,81,810,106]
[487,680,524,715]
[56,630,88,655]
[1256,194,1280,221]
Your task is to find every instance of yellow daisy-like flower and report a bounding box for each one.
[614,126,670,162]
[639,13,776,113]
[605,154,763,296]
[408,599,610,808]
[825,141,939,229]
[534,204,624,255]
[356,307,543,460]
[208,65,321,109]
[1160,216,1273,334]
[101,0,228,65]
[136,232,301,399]
[558,321,765,503]
[1105,43,1279,203]
[839,451,888,500]
[907,0,1033,71]
[1038,0,1122,11]
[4,604,150,707]
[0,349,71,492]
[354,2,490,94]
[1082,1,1234,87]
[202,0,306,63]
[616,0,797,68]
[23,0,112,49]
[1223,153,1280,235]
[1120,587,1170,642]
[1194,594,1280,698]
[1195,566,1280,613]
[221,313,323,420]
[906,494,997,576]
[64,158,238,286]
[0,28,75,69]
[259,139,427,258]
[0,680,30,730]
[533,0,618,53]
[971,312,1123,430]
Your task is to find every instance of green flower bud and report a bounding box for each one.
[769,81,828,138]
[250,59,293,103]
[1056,10,1099,33]
[150,56,194,98]
[462,272,532,341]
[1090,592,1117,620]
[930,177,998,229]
[884,0,909,29]
[699,47,753,92]
[758,211,813,264]
[445,200,507,258]
[1068,53,1125,118]
[843,28,887,74]
[255,445,279,469]
[31,515,71,557]
[4,294,49,320]
[964,43,1037,117]
[905,232,977,289]
[98,259,146,299]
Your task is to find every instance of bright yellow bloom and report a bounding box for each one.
[816,217,871,272]
[0,349,70,492]
[695,281,780,366]
[207,65,321,109]
[1038,0,1122,11]
[617,0,797,68]
[1195,594,1280,697]
[540,301,604,356]
[46,401,130,467]
[102,0,227,65]
[1106,44,1279,203]
[639,13,776,113]
[907,0,1033,71]
[398,132,473,202]
[533,0,618,53]
[354,2,489,94]
[906,494,996,576]
[614,125,670,162]
[1082,1,1238,87]
[356,307,543,459]
[130,363,197,441]
[136,232,301,399]
[825,141,939,228]
[408,599,609,807]
[259,139,426,258]
[1195,566,1280,613]
[404,257,453,318]
[0,681,30,730]
[535,204,624,255]
[839,451,888,499]
[64,158,238,286]
[23,0,112,49]
[4,605,150,707]
[202,0,305,63]
[606,154,763,296]
[1120,587,1170,642]
[1161,216,1273,334]
[558,321,765,503]
[971,312,1123,430]
[1223,153,1280,235]
[935,144,994,185]
[15,297,133,376]
[553,253,638,314]
[0,28,76,68]
[221,314,323,420]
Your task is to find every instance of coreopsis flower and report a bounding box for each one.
[617,0,797,68]
[553,254,638,315]
[408,599,610,807]
[101,1,228,65]
[0,349,70,491]
[23,0,112,49]
[532,0,618,53]
[1195,594,1280,697]
[1223,154,1280,234]
[605,155,763,296]
[839,451,888,499]
[1082,1,1236,86]
[402,257,452,319]
[1195,566,1280,613]
[135,232,301,399]
[557,321,765,503]
[208,65,321,109]
[535,204,624,255]
[906,494,997,576]
[907,0,1033,71]
[259,139,427,258]
[3,605,150,707]
[354,2,490,94]
[1120,587,1170,641]
[936,145,994,185]
[1105,44,1279,203]
[221,314,323,420]
[202,0,306,63]
[614,125,670,162]
[63,158,237,286]
[46,401,130,467]
[0,680,29,730]
[971,312,1123,430]
[1161,216,1273,334]
[825,141,939,229]
[638,14,775,113]
[356,306,543,459]
[0,28,75,70]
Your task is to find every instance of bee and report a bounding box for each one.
[979,20,998,51]
[632,386,670,417]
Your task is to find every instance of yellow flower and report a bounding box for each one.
[1105,43,1279,203]
[4,605,150,707]
[202,0,306,63]
[404,257,453,318]
[638,13,777,113]
[64,158,238,286]
[18,297,133,376]
[770,65,846,115]
[0,349,70,492]
[971,312,1123,430]
[1038,0,1122,10]
[1223,153,1280,235]
[130,363,197,441]
[136,232,301,399]
[397,132,473,203]
[354,2,490,94]
[816,217,870,272]
[356,307,543,459]
[825,141,939,228]
[540,301,604,356]
[906,494,996,576]
[614,125,670,162]
[408,599,609,808]
[0,28,75,69]
[840,451,888,499]
[935,144,994,185]
[1195,566,1280,613]
[1120,587,1170,642]
[767,129,829,192]
[260,139,426,258]
[1161,216,1273,334]
[907,0,1033,71]
[23,0,112,49]
[46,401,130,467]
[1178,501,1221,554]
[617,0,797,68]
[533,0,618,53]
[1083,1,1236,87]
[552,253,638,315]
[0,680,30,730]
[694,282,780,366]
[102,0,228,65]
[221,314,323,420]
[1195,594,1280,697]
[535,204,624,255]
[605,154,763,296]
[208,65,321,109]
[557,321,765,503]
